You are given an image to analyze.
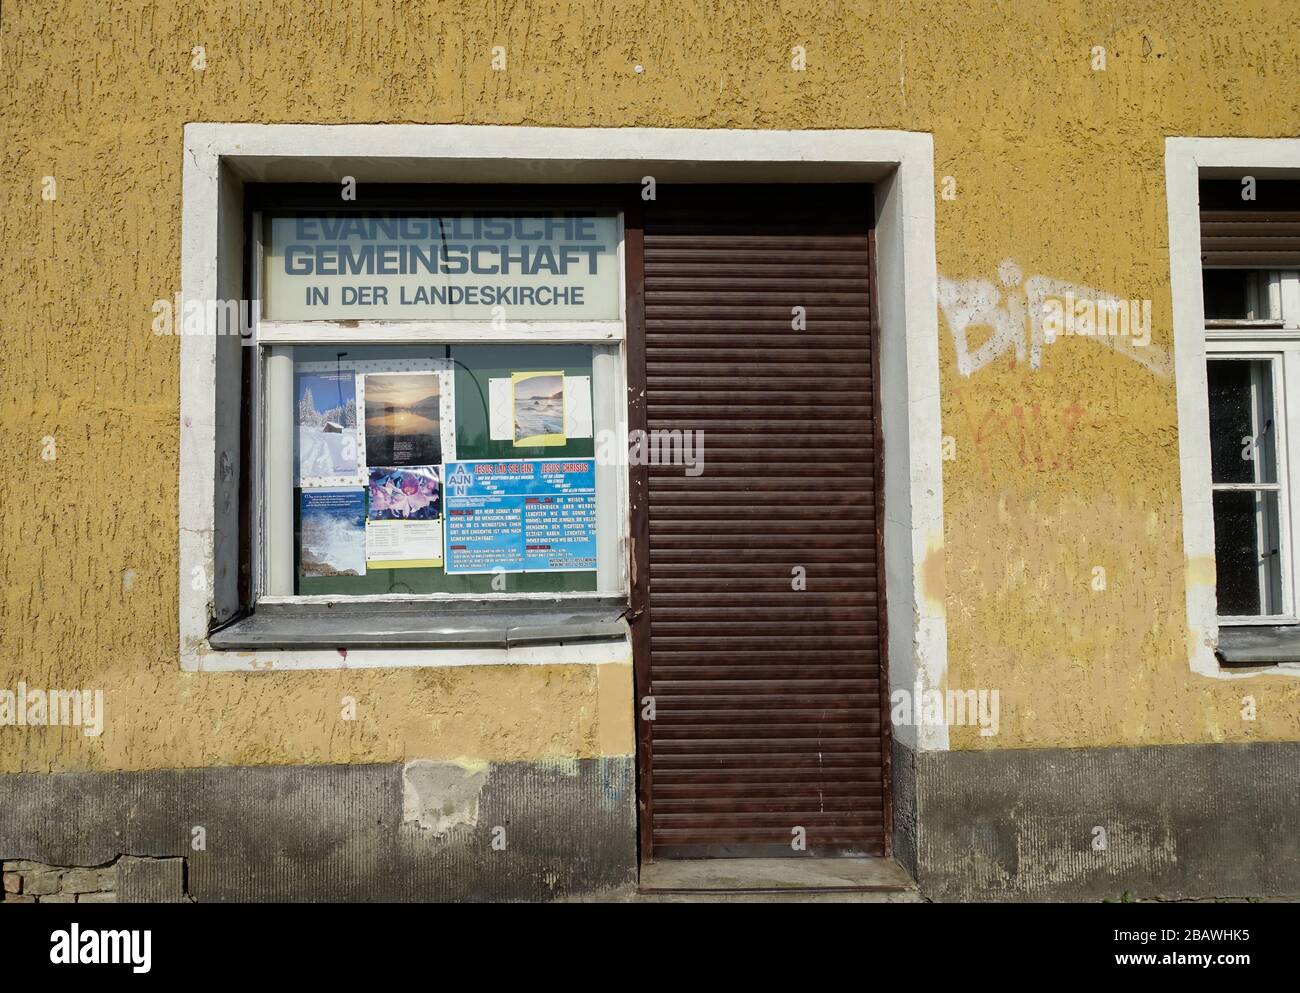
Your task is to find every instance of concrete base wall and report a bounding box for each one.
[7,743,1296,902]
[903,740,1300,902]
[0,758,637,902]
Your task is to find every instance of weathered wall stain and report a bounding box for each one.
[0,761,639,901]
[915,740,1300,901]
[402,759,489,836]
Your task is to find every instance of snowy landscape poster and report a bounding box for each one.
[299,488,367,578]
[296,369,359,484]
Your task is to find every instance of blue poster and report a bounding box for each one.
[443,458,597,574]
[299,488,367,578]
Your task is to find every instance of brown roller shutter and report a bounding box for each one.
[1200,179,1300,268]
[633,185,888,860]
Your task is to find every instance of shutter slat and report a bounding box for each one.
[1200,180,1300,267]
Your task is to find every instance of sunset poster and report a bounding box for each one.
[362,372,442,466]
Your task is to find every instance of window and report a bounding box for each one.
[252,207,629,608]
[185,195,638,655]
[1203,269,1281,323]
[1204,272,1300,623]
[1197,177,1300,628]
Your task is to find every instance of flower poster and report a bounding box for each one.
[364,466,443,569]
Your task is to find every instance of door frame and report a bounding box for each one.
[626,196,894,862]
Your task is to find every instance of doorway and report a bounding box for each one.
[629,184,889,860]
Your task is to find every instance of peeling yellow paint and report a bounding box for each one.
[1186,556,1217,588]
[595,663,635,758]
[920,542,946,613]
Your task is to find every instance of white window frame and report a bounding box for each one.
[180,125,946,720]
[1204,346,1293,623]
[248,209,631,606]
[1167,136,1300,678]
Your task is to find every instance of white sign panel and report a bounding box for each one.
[265,214,620,321]
[488,375,593,441]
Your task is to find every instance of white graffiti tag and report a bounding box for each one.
[938,259,1171,378]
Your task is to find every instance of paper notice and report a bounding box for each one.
[512,370,566,446]
[365,518,443,569]
[295,368,361,487]
[299,488,367,577]
[564,375,593,438]
[443,458,597,574]
[489,378,512,440]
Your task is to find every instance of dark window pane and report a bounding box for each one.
[1203,269,1254,320]
[1213,490,1282,616]
[1202,269,1276,321]
[1207,360,1275,484]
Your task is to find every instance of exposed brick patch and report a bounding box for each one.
[0,856,187,904]
[1,859,116,903]
[24,871,61,896]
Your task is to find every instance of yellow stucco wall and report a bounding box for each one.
[2,1,1298,774]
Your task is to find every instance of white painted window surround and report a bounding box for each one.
[180,125,950,744]
[1166,136,1300,679]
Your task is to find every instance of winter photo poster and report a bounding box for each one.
[296,368,360,486]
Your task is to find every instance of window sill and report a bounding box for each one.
[207,595,630,651]
[1215,624,1300,667]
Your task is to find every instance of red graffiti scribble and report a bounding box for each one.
[955,391,1088,476]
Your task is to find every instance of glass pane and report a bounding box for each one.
[1203,269,1274,321]
[1213,490,1283,616]
[1207,359,1276,484]
[289,343,601,597]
